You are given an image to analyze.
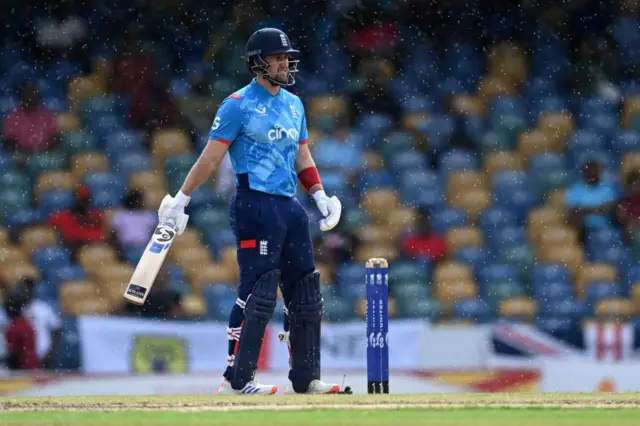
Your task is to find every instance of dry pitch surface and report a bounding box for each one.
[1,393,639,425]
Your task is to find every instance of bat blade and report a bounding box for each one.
[123,222,178,305]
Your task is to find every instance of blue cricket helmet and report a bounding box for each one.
[245,28,300,86]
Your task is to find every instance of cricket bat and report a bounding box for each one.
[123,220,180,305]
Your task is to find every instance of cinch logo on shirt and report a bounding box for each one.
[268,125,299,141]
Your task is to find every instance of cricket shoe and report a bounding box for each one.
[284,379,341,394]
[217,378,278,395]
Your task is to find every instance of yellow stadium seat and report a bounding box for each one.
[172,246,211,267]
[435,280,478,312]
[361,189,399,223]
[355,244,399,264]
[537,226,578,252]
[71,152,109,181]
[631,282,640,313]
[499,297,537,320]
[170,229,202,251]
[182,293,207,316]
[56,112,81,134]
[576,264,618,297]
[518,130,557,161]
[622,95,640,128]
[449,188,491,220]
[308,95,347,117]
[94,263,134,287]
[547,189,567,210]
[479,75,517,100]
[621,152,640,184]
[434,261,473,283]
[595,298,634,318]
[0,227,9,246]
[386,207,417,235]
[356,225,396,245]
[447,171,488,201]
[189,263,237,291]
[20,226,58,253]
[67,76,105,110]
[143,187,166,210]
[0,263,40,286]
[540,246,584,277]
[445,226,483,254]
[537,112,574,149]
[363,151,384,170]
[60,280,112,315]
[77,244,118,277]
[484,151,525,177]
[151,129,191,167]
[128,170,167,192]
[487,43,527,86]
[0,246,29,267]
[450,94,484,115]
[36,171,76,200]
[102,280,129,306]
[220,246,239,269]
[527,206,566,243]
[401,112,429,130]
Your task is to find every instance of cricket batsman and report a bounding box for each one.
[157,28,343,394]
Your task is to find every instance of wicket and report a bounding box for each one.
[365,257,389,394]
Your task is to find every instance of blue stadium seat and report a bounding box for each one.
[477,262,519,285]
[543,299,591,319]
[358,171,395,193]
[567,130,606,161]
[401,95,437,113]
[532,96,568,117]
[488,226,528,252]
[479,207,518,235]
[528,153,566,176]
[536,317,577,338]
[44,264,87,288]
[340,280,367,301]
[389,151,427,170]
[0,151,15,170]
[90,188,124,209]
[532,264,571,286]
[613,131,640,156]
[533,280,575,304]
[187,187,216,212]
[439,150,479,175]
[90,114,124,143]
[624,264,640,288]
[105,130,144,156]
[416,115,456,152]
[591,247,632,275]
[32,246,72,274]
[356,114,394,145]
[453,298,493,323]
[408,186,445,210]
[113,152,152,179]
[124,246,145,265]
[492,170,529,191]
[454,246,489,273]
[83,172,125,194]
[336,264,366,288]
[584,282,622,307]
[490,97,527,122]
[5,209,44,228]
[39,190,74,217]
[401,170,439,189]
[587,227,624,251]
[580,97,617,119]
[431,207,467,234]
[580,113,619,140]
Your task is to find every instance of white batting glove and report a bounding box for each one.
[312,190,342,231]
[158,192,190,235]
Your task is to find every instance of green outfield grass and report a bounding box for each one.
[1,393,638,426]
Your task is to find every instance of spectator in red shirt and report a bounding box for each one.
[401,208,448,262]
[2,84,59,154]
[617,171,640,246]
[4,295,40,370]
[48,186,105,254]
[111,30,156,95]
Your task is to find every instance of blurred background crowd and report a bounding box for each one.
[0,0,639,370]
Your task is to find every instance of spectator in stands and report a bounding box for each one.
[109,189,157,257]
[4,295,40,370]
[617,171,640,247]
[566,159,618,241]
[401,208,447,262]
[48,186,105,255]
[123,265,183,319]
[17,278,62,369]
[2,83,59,154]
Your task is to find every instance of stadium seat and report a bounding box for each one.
[594,298,634,318]
[151,128,192,167]
[129,170,167,192]
[537,226,579,252]
[454,246,489,273]
[613,131,640,156]
[435,279,478,312]
[449,188,491,220]
[439,150,479,175]
[56,112,81,133]
[188,263,237,291]
[536,112,574,149]
[534,280,575,305]
[453,298,493,322]
[94,263,134,288]
[83,172,125,194]
[356,224,396,244]
[0,263,40,286]
[71,152,109,182]
[20,225,58,252]
[484,151,525,177]
[77,244,118,278]
[31,246,71,273]
[477,263,519,287]
[445,226,483,253]
[447,170,488,201]
[354,244,399,264]
[540,246,585,277]
[499,297,537,321]
[26,152,67,176]
[39,190,74,216]
[431,208,467,234]
[532,264,572,286]
[576,264,618,297]
[61,130,98,154]
[435,261,473,283]
[398,297,441,320]
[584,282,622,306]
[386,207,417,235]
[35,171,76,200]
[361,189,399,223]
[182,294,207,317]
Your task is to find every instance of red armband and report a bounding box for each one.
[297,166,322,191]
